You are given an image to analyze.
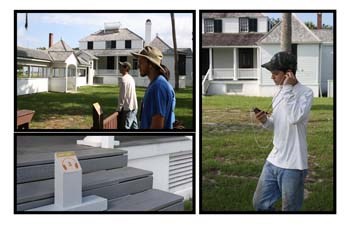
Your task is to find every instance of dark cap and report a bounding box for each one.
[261,51,297,72]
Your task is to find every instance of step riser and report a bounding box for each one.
[17,155,128,183]
[159,202,184,211]
[17,176,153,211]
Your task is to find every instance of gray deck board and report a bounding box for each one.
[17,167,152,204]
[107,189,184,211]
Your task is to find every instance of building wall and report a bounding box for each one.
[260,43,320,97]
[320,44,334,95]
[49,77,67,92]
[203,16,268,33]
[222,18,239,33]
[17,78,49,96]
[79,40,143,50]
[213,48,233,68]
[258,17,268,33]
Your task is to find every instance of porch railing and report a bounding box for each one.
[212,68,258,80]
[202,68,211,95]
[96,69,118,76]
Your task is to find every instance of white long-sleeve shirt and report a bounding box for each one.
[263,83,313,170]
[118,73,138,111]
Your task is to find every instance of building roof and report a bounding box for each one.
[149,35,172,52]
[17,46,51,61]
[48,40,73,52]
[312,29,333,43]
[83,49,140,57]
[47,52,74,62]
[149,35,192,56]
[258,14,321,44]
[202,33,265,47]
[79,28,144,42]
[202,12,265,19]
[75,50,99,61]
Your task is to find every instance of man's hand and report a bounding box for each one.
[283,71,298,86]
[255,111,267,124]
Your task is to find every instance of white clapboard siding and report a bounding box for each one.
[169,151,192,191]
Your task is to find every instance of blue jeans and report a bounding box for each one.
[120,110,138,129]
[253,161,308,211]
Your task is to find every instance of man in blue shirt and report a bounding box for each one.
[131,46,176,129]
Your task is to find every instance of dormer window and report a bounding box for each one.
[87,41,93,50]
[204,19,214,33]
[125,40,131,49]
[106,40,116,49]
[239,18,258,32]
[204,19,222,33]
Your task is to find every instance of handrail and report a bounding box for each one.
[202,68,211,95]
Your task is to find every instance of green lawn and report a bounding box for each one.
[17,85,193,129]
[202,95,334,212]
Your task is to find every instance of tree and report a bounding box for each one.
[269,17,281,29]
[170,13,179,90]
[281,13,292,52]
[305,21,316,29]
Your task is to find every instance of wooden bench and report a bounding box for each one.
[91,103,118,129]
[17,110,35,130]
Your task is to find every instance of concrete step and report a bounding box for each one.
[107,189,184,211]
[17,167,152,211]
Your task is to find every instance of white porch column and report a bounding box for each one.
[233,48,238,80]
[209,48,213,80]
[75,67,77,92]
[65,66,68,92]
[29,65,32,78]
[257,47,262,85]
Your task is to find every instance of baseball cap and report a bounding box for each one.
[261,51,297,72]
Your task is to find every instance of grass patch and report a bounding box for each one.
[202,95,334,212]
[17,85,193,129]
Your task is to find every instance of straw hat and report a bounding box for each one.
[131,46,164,71]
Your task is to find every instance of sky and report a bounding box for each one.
[264,12,334,26]
[16,13,193,49]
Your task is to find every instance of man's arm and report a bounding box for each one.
[150,114,165,129]
[282,72,313,124]
[118,81,126,111]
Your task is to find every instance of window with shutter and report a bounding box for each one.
[87,41,93,50]
[249,18,258,32]
[239,18,249,32]
[214,20,222,33]
[204,19,214,33]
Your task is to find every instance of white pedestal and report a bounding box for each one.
[28,151,108,211]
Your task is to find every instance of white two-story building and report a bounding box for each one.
[201,12,334,97]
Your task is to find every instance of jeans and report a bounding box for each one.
[253,161,308,211]
[119,110,138,129]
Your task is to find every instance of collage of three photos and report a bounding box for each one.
[15,10,335,213]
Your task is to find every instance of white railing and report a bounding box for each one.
[96,69,118,76]
[237,68,258,79]
[328,80,333,97]
[212,68,258,80]
[212,68,234,80]
[202,68,211,95]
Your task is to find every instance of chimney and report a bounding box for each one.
[317,13,322,29]
[145,19,152,45]
[49,33,54,48]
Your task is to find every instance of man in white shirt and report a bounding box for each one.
[253,51,313,211]
[117,62,138,129]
